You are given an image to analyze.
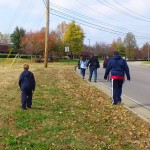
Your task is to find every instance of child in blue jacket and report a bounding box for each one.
[19,64,35,110]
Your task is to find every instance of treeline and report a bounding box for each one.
[1,21,150,60]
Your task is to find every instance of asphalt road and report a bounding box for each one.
[89,61,150,110]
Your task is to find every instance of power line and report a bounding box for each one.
[50,3,150,40]
[96,0,150,22]
[113,0,150,20]
[52,3,150,35]
[51,9,150,40]
[20,0,36,27]
[74,0,120,24]
[6,0,24,34]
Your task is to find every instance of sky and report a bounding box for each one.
[1,0,150,48]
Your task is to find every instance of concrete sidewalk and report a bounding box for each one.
[75,67,150,123]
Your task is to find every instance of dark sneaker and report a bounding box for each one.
[112,102,117,105]
[88,79,91,82]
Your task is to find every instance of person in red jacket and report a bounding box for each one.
[104,51,130,105]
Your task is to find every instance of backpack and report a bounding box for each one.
[94,61,100,68]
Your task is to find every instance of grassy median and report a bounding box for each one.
[0,60,150,150]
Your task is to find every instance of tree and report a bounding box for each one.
[141,43,149,60]
[92,42,109,57]
[116,37,126,57]
[21,29,45,55]
[10,26,26,50]
[62,21,85,57]
[21,29,63,60]
[56,21,67,39]
[111,38,126,57]
[123,32,137,60]
[49,31,64,61]
[0,33,11,44]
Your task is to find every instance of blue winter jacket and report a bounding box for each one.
[105,55,130,80]
[19,70,35,92]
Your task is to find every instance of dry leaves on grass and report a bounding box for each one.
[55,65,150,149]
[0,63,150,149]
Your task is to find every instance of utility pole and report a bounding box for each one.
[44,0,49,67]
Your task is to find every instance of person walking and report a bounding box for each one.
[78,56,88,79]
[19,64,36,110]
[103,56,110,69]
[77,56,82,75]
[104,51,130,105]
[103,56,110,81]
[87,54,100,82]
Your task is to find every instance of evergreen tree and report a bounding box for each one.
[10,26,26,50]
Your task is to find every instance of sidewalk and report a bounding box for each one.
[75,67,150,123]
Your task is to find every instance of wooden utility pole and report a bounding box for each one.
[44,0,49,67]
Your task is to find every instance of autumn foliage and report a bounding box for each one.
[21,29,61,57]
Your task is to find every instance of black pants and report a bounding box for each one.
[21,90,32,109]
[111,79,124,104]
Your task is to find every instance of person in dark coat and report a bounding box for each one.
[87,54,100,82]
[104,51,130,105]
[19,64,35,110]
[103,56,110,81]
[103,56,110,68]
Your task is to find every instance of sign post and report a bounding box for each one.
[65,47,70,64]
[65,47,69,53]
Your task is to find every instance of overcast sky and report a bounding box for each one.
[1,0,150,47]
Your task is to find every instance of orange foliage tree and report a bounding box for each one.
[21,30,45,55]
[21,29,63,59]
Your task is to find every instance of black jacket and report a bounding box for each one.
[87,56,100,68]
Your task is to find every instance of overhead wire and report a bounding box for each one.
[20,0,36,28]
[6,0,24,34]
[74,0,120,23]
[51,8,150,40]
[49,3,150,40]
[51,3,150,36]
[113,0,150,20]
[75,0,149,28]
[96,0,150,22]
[52,11,125,35]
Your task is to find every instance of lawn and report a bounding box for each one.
[0,59,150,150]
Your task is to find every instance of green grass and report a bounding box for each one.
[142,61,150,64]
[0,59,149,150]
